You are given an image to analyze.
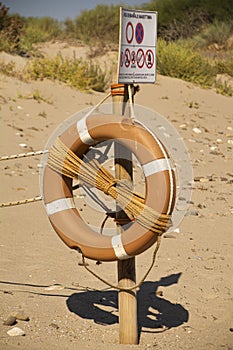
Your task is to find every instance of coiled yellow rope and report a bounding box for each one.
[48,138,171,235]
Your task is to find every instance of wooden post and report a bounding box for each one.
[112,83,138,345]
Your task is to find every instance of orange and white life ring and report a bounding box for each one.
[42,114,176,261]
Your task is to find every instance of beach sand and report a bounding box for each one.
[0,44,232,349]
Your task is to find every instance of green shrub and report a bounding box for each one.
[0,61,16,76]
[194,20,233,47]
[0,60,26,80]
[24,17,62,42]
[156,39,216,86]
[0,3,24,53]
[24,53,108,92]
[0,6,63,54]
[214,80,232,96]
[143,0,233,40]
[19,17,63,52]
[74,5,120,47]
[0,36,14,52]
[63,18,77,40]
[215,56,233,77]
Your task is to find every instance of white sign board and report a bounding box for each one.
[118,8,157,84]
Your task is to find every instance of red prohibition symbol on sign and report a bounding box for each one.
[126,21,134,44]
[135,23,144,44]
[136,48,144,68]
[124,48,130,68]
[145,49,154,69]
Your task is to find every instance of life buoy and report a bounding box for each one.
[42,114,176,261]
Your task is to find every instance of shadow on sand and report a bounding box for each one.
[66,272,189,337]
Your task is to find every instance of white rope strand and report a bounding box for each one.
[0,150,48,161]
[0,196,42,208]
[128,84,136,123]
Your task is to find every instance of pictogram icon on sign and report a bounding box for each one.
[145,49,154,69]
[124,48,130,67]
[126,21,134,44]
[131,51,136,65]
[135,23,144,44]
[136,49,144,68]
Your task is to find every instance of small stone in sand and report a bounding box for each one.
[11,311,30,321]
[19,143,27,148]
[7,327,25,337]
[44,284,65,291]
[164,234,176,238]
[3,315,17,326]
[193,127,202,134]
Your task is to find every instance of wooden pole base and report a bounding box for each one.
[112,82,138,345]
[118,258,138,344]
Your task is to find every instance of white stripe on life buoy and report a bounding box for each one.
[77,117,94,145]
[45,198,75,215]
[111,234,130,260]
[136,119,175,213]
[142,158,173,177]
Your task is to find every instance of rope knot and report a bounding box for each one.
[103,180,118,195]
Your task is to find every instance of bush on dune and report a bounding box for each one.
[143,0,233,41]
[157,39,233,95]
[73,4,120,48]
[157,39,216,86]
[21,17,62,52]
[0,2,24,53]
[24,53,108,92]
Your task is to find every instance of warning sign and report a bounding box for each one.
[124,48,130,67]
[136,49,144,68]
[145,49,154,69]
[118,8,157,84]
[135,23,144,44]
[126,21,133,43]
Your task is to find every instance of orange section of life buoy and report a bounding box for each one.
[42,114,176,261]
